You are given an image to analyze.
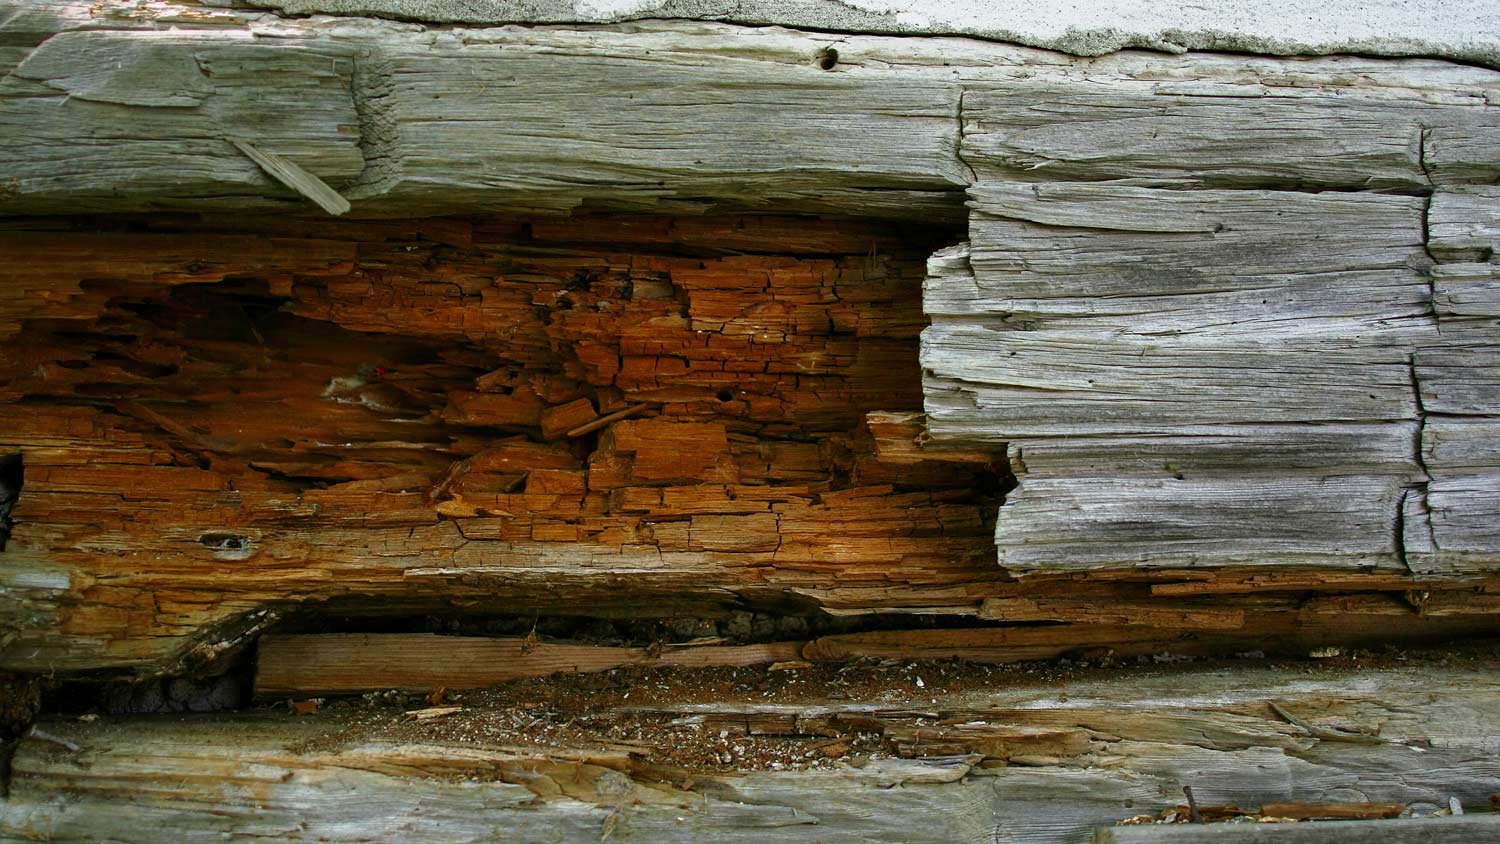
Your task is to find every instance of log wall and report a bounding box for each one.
[3,1,1500,675]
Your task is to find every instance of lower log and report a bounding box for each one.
[6,660,1498,844]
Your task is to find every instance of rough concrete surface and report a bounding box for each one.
[245,0,1500,67]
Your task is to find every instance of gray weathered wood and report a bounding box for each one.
[1410,419,1500,574]
[965,88,1414,190]
[6,662,1498,844]
[1432,264,1500,318]
[230,139,352,216]
[1416,346,1500,416]
[935,183,1430,339]
[924,325,1418,439]
[987,475,1409,571]
[0,18,971,220]
[921,92,1498,575]
[1412,186,1500,572]
[1005,423,1420,477]
[6,6,1500,219]
[1429,186,1500,261]
[962,79,1500,190]
[2,31,365,211]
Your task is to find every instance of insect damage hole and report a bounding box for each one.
[814,48,839,70]
[199,531,254,561]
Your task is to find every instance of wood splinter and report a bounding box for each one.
[27,725,80,752]
[566,403,650,438]
[229,139,351,216]
[1267,700,1385,745]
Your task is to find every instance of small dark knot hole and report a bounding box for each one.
[815,48,838,70]
[199,531,251,556]
[716,389,734,403]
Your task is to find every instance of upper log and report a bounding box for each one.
[4,4,1500,219]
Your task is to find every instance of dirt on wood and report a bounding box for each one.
[247,642,1500,774]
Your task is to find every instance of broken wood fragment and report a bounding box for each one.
[540,398,597,439]
[403,705,463,722]
[566,403,650,438]
[230,139,352,217]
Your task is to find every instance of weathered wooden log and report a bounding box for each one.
[4,3,1500,220]
[7,660,1499,843]
[922,72,1500,575]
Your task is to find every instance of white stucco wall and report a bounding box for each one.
[247,0,1500,67]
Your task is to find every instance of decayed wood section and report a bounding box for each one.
[7,661,1499,843]
[0,213,1027,675]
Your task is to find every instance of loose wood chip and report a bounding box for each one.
[767,660,814,671]
[403,706,463,722]
[566,403,650,438]
[230,139,351,216]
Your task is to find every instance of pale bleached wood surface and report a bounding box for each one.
[7,661,1499,844]
[5,3,1500,220]
[919,53,1500,575]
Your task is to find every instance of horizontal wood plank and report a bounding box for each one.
[1432,264,1500,318]
[990,475,1407,571]
[254,633,804,695]
[13,661,1500,844]
[5,13,1500,217]
[1428,186,1500,260]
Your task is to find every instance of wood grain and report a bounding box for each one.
[254,633,804,695]
[6,9,1500,219]
[10,661,1500,844]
